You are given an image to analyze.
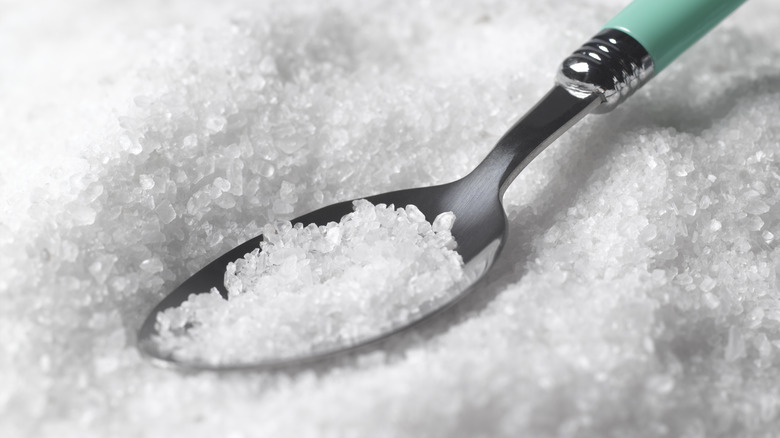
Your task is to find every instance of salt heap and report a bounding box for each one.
[3,0,780,437]
[155,200,462,365]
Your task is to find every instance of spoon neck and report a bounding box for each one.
[468,86,600,197]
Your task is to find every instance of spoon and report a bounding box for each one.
[138,0,747,370]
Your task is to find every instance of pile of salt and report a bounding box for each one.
[155,200,463,365]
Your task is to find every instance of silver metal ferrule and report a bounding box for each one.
[556,28,654,113]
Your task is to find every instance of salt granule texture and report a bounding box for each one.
[4,0,780,437]
[155,200,463,365]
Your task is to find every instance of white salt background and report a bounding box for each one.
[2,0,780,436]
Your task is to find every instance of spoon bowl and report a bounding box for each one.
[137,86,598,370]
[137,177,507,370]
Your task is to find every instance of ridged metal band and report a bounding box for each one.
[556,28,654,113]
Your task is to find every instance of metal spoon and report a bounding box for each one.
[137,0,747,370]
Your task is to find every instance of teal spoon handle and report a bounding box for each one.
[605,0,748,72]
[556,0,748,112]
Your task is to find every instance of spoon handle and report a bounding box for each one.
[475,0,748,193]
[558,0,748,112]
[604,0,748,73]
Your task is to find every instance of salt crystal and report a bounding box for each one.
[88,255,118,285]
[61,240,80,262]
[140,257,164,274]
[325,226,341,246]
[752,180,768,194]
[259,161,275,178]
[214,194,236,209]
[709,219,722,232]
[432,212,456,232]
[330,129,349,147]
[156,201,177,224]
[405,204,425,223]
[699,276,717,292]
[108,276,132,294]
[702,292,720,309]
[673,165,689,177]
[746,215,764,231]
[743,189,761,199]
[258,55,277,74]
[182,134,198,148]
[674,272,693,286]
[125,137,143,155]
[85,183,104,202]
[725,325,746,362]
[646,157,657,169]
[70,204,97,226]
[277,140,304,154]
[272,200,294,215]
[206,232,224,247]
[139,174,155,190]
[745,199,770,215]
[206,116,227,133]
[213,177,231,192]
[755,333,772,360]
[748,307,765,329]
[279,181,296,200]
